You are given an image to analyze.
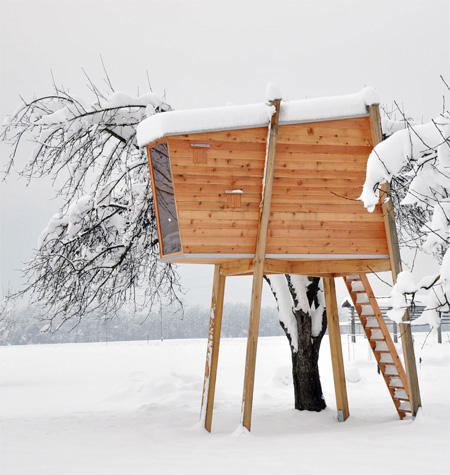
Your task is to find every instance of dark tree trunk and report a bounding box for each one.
[269,275,327,412]
[283,308,326,411]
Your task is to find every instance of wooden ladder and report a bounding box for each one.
[343,273,412,419]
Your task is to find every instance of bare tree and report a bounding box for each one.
[1,77,181,331]
[0,292,14,343]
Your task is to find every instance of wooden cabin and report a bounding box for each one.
[137,88,420,433]
[137,88,393,275]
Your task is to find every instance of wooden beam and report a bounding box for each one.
[241,98,281,432]
[324,277,349,422]
[264,258,391,277]
[200,264,226,432]
[220,259,254,277]
[369,105,421,416]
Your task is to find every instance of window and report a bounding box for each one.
[150,142,182,255]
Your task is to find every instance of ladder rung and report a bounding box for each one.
[365,317,379,327]
[394,388,408,399]
[399,401,411,411]
[370,329,383,339]
[380,354,394,363]
[389,377,404,387]
[361,305,375,316]
[375,341,389,351]
[384,365,399,375]
[356,293,369,304]
[351,281,365,292]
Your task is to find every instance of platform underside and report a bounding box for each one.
[160,255,391,277]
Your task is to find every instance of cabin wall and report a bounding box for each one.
[167,127,268,255]
[267,117,389,256]
[148,116,389,263]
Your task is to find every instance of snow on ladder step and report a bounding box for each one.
[351,280,364,292]
[370,329,383,339]
[394,388,409,400]
[379,353,394,363]
[361,305,375,316]
[399,401,411,412]
[356,293,369,304]
[389,377,403,388]
[375,341,389,352]
[384,365,399,375]
[365,317,379,328]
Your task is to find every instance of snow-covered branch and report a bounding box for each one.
[1,80,181,331]
[359,107,450,329]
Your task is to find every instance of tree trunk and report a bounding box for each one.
[291,314,326,411]
[268,275,327,412]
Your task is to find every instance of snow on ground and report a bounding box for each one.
[1,334,449,475]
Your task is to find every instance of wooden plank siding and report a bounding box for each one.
[145,116,390,270]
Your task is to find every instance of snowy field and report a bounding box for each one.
[1,334,449,475]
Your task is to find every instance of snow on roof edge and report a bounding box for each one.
[137,87,379,147]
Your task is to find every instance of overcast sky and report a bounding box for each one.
[1,0,449,308]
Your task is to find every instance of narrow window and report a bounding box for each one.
[150,142,182,255]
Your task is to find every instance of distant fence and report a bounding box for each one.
[340,306,450,343]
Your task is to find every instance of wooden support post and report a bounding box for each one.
[324,277,349,422]
[241,98,281,432]
[369,105,422,416]
[200,264,226,432]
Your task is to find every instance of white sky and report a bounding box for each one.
[1,0,449,308]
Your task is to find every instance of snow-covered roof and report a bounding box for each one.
[137,87,380,147]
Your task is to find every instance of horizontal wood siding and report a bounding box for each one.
[166,116,388,260]
[268,117,387,257]
[168,129,264,255]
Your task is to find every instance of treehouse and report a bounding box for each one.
[138,88,391,275]
[137,87,421,433]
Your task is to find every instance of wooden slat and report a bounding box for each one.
[265,246,389,255]
[181,226,387,241]
[183,244,256,254]
[175,187,361,204]
[267,226,387,240]
[242,98,281,432]
[176,201,377,213]
[170,164,264,178]
[171,164,367,179]
[277,130,372,146]
[278,123,371,138]
[200,265,226,432]
[272,176,365,188]
[324,277,349,421]
[175,182,262,195]
[178,209,260,221]
[269,211,383,223]
[176,201,259,211]
[182,227,258,238]
[169,153,377,173]
[175,127,269,143]
[268,220,385,231]
[183,235,386,248]
[175,192,261,203]
[179,218,257,229]
[168,138,267,153]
